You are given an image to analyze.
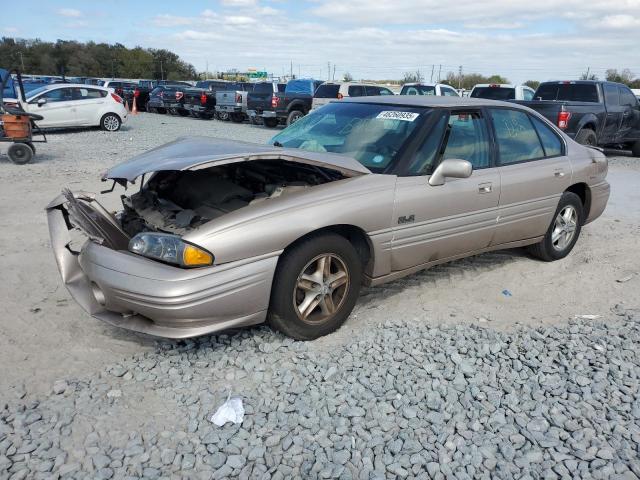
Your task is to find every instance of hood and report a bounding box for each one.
[104,136,371,182]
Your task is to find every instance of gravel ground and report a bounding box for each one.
[1,112,639,479]
[2,309,640,480]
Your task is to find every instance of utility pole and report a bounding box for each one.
[111,58,115,78]
[290,60,293,79]
[585,66,590,79]
[160,59,164,80]
[206,60,209,79]
[430,64,434,82]
[18,52,25,72]
[327,62,331,81]
[332,64,336,81]
[458,65,463,89]
[437,64,442,82]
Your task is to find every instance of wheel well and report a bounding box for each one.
[288,104,306,114]
[281,225,373,276]
[566,183,591,221]
[581,123,596,132]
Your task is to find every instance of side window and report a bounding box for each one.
[365,86,381,96]
[530,116,563,157]
[442,87,458,97]
[71,88,104,100]
[441,111,490,168]
[348,85,365,97]
[619,87,638,107]
[404,86,419,95]
[379,87,394,96]
[523,88,534,101]
[490,109,545,164]
[603,84,620,106]
[42,88,72,102]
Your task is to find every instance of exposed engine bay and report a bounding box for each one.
[118,159,345,236]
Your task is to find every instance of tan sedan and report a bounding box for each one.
[47,97,609,340]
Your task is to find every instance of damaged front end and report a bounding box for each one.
[45,136,369,338]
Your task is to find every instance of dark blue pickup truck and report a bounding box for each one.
[515,80,640,156]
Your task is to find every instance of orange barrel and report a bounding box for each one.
[1,114,31,139]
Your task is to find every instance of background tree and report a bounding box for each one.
[440,71,509,90]
[402,70,423,83]
[523,80,540,90]
[0,37,197,80]
[605,68,635,86]
[343,72,353,82]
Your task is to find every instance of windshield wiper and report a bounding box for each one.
[273,141,283,147]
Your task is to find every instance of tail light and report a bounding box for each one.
[176,91,184,101]
[134,89,140,98]
[235,93,242,103]
[558,110,571,129]
[337,93,344,99]
[271,94,280,108]
[489,84,499,88]
[200,91,207,105]
[159,91,164,98]
[111,93,123,104]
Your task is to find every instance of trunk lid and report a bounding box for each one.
[104,136,371,183]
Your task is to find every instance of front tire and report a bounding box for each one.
[7,143,34,164]
[100,113,121,132]
[268,233,362,340]
[575,128,597,146]
[528,192,583,261]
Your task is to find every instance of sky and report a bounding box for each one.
[3,0,640,83]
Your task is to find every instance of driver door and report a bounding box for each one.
[391,110,500,271]
[30,87,76,127]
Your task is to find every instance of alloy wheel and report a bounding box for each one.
[293,254,350,324]
[551,205,578,251]
[103,115,120,131]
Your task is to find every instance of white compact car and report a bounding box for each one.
[20,84,128,131]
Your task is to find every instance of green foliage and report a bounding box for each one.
[523,80,540,90]
[343,72,353,82]
[605,68,635,86]
[0,37,197,80]
[580,71,598,81]
[441,71,510,90]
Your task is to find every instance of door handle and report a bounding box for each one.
[478,183,492,193]
[554,169,565,178]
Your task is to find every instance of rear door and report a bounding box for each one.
[72,87,106,125]
[617,86,640,142]
[391,109,500,271]
[602,83,623,143]
[489,107,571,244]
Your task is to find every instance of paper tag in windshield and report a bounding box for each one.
[376,111,419,122]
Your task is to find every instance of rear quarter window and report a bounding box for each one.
[530,116,563,157]
[490,109,545,164]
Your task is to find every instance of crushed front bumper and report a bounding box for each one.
[46,194,277,338]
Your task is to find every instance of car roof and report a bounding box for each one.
[472,84,515,88]
[343,95,526,109]
[402,83,442,87]
[36,83,108,90]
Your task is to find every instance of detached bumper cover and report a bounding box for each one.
[46,196,278,338]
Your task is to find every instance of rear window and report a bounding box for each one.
[471,87,515,100]
[401,85,435,96]
[253,83,274,94]
[534,83,599,103]
[277,83,287,92]
[315,84,340,98]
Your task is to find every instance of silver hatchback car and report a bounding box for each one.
[47,97,609,340]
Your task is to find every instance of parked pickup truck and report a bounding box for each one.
[183,80,235,119]
[515,80,640,155]
[214,82,256,122]
[247,79,322,128]
[470,83,535,101]
[246,82,287,125]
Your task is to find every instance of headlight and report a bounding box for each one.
[128,233,213,267]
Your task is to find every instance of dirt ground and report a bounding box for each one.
[1,113,639,399]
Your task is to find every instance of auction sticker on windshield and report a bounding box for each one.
[376,111,419,121]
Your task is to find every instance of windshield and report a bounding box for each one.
[401,85,436,96]
[270,102,427,173]
[471,87,515,100]
[26,85,51,100]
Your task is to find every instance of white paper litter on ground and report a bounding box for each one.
[574,314,601,320]
[210,395,244,426]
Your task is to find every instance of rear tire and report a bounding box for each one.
[631,140,640,158]
[230,113,244,123]
[268,233,362,340]
[7,143,34,165]
[528,192,583,262]
[575,128,597,146]
[286,109,304,126]
[157,107,166,114]
[100,113,121,132]
[263,118,278,128]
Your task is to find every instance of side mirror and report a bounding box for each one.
[428,158,473,186]
[37,98,47,107]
